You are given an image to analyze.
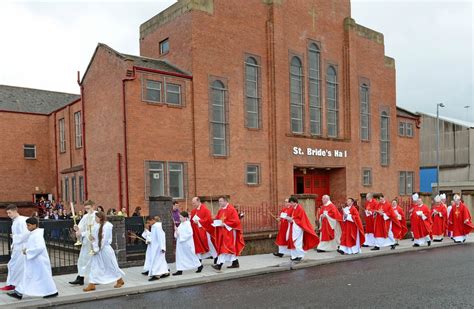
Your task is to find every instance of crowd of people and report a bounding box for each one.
[2,192,472,301]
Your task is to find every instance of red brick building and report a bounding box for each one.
[0,0,420,220]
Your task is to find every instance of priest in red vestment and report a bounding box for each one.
[372,194,400,250]
[316,195,342,252]
[410,193,432,247]
[391,199,408,245]
[285,196,319,261]
[362,193,377,247]
[448,194,474,243]
[211,197,245,271]
[190,197,217,260]
[431,195,448,242]
[338,198,365,255]
[273,199,292,258]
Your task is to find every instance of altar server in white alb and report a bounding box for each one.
[83,211,125,292]
[173,211,203,276]
[1,204,29,292]
[141,222,152,276]
[70,200,99,286]
[7,217,58,300]
[147,216,171,281]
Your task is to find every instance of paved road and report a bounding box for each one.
[56,244,474,309]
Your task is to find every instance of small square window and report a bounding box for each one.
[24,144,36,159]
[246,165,260,185]
[166,83,181,105]
[362,169,372,186]
[145,80,161,102]
[160,39,169,55]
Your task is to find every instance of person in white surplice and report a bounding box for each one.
[7,217,58,300]
[141,222,152,276]
[83,211,125,292]
[147,216,171,281]
[1,204,29,292]
[69,200,99,286]
[172,211,203,276]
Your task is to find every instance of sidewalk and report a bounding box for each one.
[1,237,472,308]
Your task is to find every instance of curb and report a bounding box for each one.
[3,240,472,308]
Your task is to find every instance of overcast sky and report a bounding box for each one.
[0,0,472,121]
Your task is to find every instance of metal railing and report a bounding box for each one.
[0,219,12,264]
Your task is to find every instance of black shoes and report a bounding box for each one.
[273,252,284,258]
[337,249,345,255]
[69,275,84,285]
[160,273,170,278]
[290,257,302,261]
[433,239,442,242]
[148,276,159,281]
[7,291,22,300]
[413,244,420,247]
[361,245,369,248]
[212,263,223,271]
[172,271,183,276]
[316,249,326,253]
[196,265,204,273]
[141,271,149,276]
[390,245,396,250]
[371,247,380,251]
[427,241,431,247]
[228,260,240,269]
[44,292,59,299]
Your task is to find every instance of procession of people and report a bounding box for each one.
[1,192,473,301]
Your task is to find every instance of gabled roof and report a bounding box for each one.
[0,85,80,115]
[81,43,191,84]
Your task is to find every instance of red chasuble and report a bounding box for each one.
[287,204,319,251]
[214,204,245,256]
[448,203,474,237]
[373,201,401,239]
[275,206,293,247]
[364,199,378,234]
[190,204,216,254]
[319,203,343,241]
[410,204,432,239]
[340,206,365,247]
[393,205,408,240]
[430,204,448,237]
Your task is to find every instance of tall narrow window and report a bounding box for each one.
[245,57,260,129]
[308,44,321,135]
[362,168,372,186]
[59,118,66,153]
[64,177,69,202]
[290,56,304,133]
[71,176,76,203]
[210,80,228,156]
[159,39,169,55]
[79,176,84,203]
[380,111,390,166]
[326,66,338,137]
[360,84,370,140]
[147,161,164,197]
[168,162,184,199]
[74,111,82,148]
[246,164,260,185]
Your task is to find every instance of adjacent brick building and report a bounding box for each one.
[0,0,421,220]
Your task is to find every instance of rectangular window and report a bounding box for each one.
[245,57,260,129]
[59,118,66,153]
[406,123,414,137]
[362,169,372,186]
[144,80,162,102]
[246,164,260,185]
[168,162,184,198]
[74,111,82,148]
[147,161,164,198]
[308,44,321,135]
[380,112,390,166]
[210,80,228,156]
[398,121,406,136]
[71,176,77,203]
[159,39,169,55]
[166,83,181,105]
[60,179,64,201]
[24,144,36,159]
[64,177,69,202]
[406,171,414,194]
[399,171,414,195]
[360,85,370,141]
[79,176,84,203]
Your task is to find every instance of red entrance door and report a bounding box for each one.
[293,169,330,207]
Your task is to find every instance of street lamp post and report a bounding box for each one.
[436,103,445,195]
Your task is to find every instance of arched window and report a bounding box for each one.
[360,84,370,140]
[245,57,260,129]
[326,66,338,137]
[380,111,390,165]
[308,44,321,135]
[210,80,228,156]
[290,56,304,133]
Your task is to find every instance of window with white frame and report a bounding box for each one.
[24,144,36,159]
[64,177,69,202]
[210,80,228,156]
[360,84,370,141]
[362,168,372,186]
[246,164,260,185]
[245,56,260,129]
[399,171,414,195]
[160,39,169,55]
[380,111,390,166]
[166,83,181,105]
[326,66,338,138]
[79,176,84,203]
[144,80,162,102]
[308,43,321,135]
[168,162,184,198]
[71,176,76,203]
[290,56,304,134]
[74,111,82,148]
[59,118,66,153]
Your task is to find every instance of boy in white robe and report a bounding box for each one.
[1,204,29,291]
[83,211,125,292]
[7,217,58,300]
[173,212,203,276]
[148,216,171,281]
[141,223,152,276]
